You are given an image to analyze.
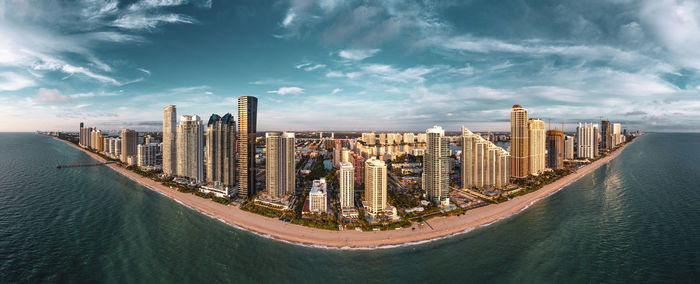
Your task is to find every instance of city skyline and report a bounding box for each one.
[1,1,700,132]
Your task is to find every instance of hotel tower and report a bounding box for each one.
[163,105,177,176]
[238,96,258,199]
[510,105,529,178]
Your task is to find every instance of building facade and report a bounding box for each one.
[528,118,546,175]
[462,126,510,189]
[364,158,387,217]
[137,143,160,168]
[163,105,177,176]
[206,113,236,187]
[120,129,138,164]
[546,130,565,170]
[238,96,258,199]
[339,162,354,209]
[309,178,328,213]
[564,135,574,160]
[265,131,295,199]
[422,126,450,206]
[576,123,598,159]
[601,120,613,151]
[510,105,529,178]
[176,115,204,182]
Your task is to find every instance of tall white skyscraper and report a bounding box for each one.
[176,115,204,182]
[423,126,449,206]
[339,162,355,209]
[163,105,177,176]
[576,123,598,159]
[364,158,387,217]
[265,131,295,199]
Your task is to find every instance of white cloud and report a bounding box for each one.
[112,14,197,30]
[338,49,380,60]
[640,0,700,69]
[330,88,343,95]
[282,9,296,27]
[34,88,69,104]
[138,68,151,76]
[267,87,304,95]
[0,72,35,91]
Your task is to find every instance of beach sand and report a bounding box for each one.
[55,137,633,249]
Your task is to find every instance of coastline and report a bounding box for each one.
[53,136,635,249]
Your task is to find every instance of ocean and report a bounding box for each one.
[1,133,699,283]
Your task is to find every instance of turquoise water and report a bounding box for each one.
[1,133,699,282]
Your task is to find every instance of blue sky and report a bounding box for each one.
[1,0,699,132]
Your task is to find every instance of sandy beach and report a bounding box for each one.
[55,136,633,249]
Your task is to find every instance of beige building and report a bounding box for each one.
[120,129,138,164]
[162,105,177,176]
[238,96,258,199]
[423,126,450,206]
[462,127,510,189]
[206,113,236,188]
[309,178,328,213]
[364,157,387,217]
[265,131,295,199]
[528,118,546,175]
[176,115,203,182]
[137,143,159,169]
[510,105,529,178]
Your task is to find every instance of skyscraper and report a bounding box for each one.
[265,131,295,199]
[564,135,575,160]
[163,105,177,176]
[528,118,546,175]
[339,162,354,209]
[238,96,258,199]
[576,123,598,159]
[137,143,160,168]
[176,115,204,182]
[120,129,137,164]
[423,125,449,206]
[364,157,387,217]
[613,123,622,146]
[510,105,529,178]
[353,155,365,185]
[206,113,236,187]
[546,130,565,170]
[309,178,328,213]
[601,120,613,151]
[462,127,510,189]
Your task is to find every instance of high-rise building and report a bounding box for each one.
[333,141,341,167]
[601,120,613,151]
[613,123,622,146]
[364,158,387,217]
[341,148,350,163]
[176,115,204,182]
[528,118,546,175]
[163,105,177,176]
[206,113,236,187]
[309,178,328,213]
[238,96,258,199]
[403,133,415,144]
[462,127,510,189]
[265,131,295,199]
[339,162,354,209]
[120,129,138,164]
[546,130,565,170]
[564,135,574,160]
[576,123,598,159]
[353,155,365,185]
[510,105,529,178]
[423,126,449,205]
[137,143,160,168]
[79,122,84,146]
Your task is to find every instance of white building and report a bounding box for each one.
[339,162,355,209]
[564,135,575,160]
[265,131,295,199]
[176,115,204,182]
[576,123,599,159]
[137,143,160,169]
[364,158,387,217]
[423,126,450,206]
[309,178,328,213]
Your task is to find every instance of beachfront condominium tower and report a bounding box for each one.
[339,162,355,209]
[364,158,387,216]
[576,123,598,159]
[613,123,622,146]
[423,125,450,206]
[309,178,328,213]
[238,96,258,199]
[510,105,529,178]
[546,130,565,170]
[163,105,177,176]
[206,113,236,187]
[353,155,365,185]
[528,118,546,175]
[462,126,510,189]
[564,135,575,160]
[265,131,295,199]
[601,120,613,151]
[176,115,204,182]
[120,129,138,163]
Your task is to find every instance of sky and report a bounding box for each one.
[1,0,700,132]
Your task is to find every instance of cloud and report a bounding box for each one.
[138,68,151,76]
[0,72,35,91]
[330,88,342,95]
[267,87,304,95]
[296,63,326,71]
[625,111,647,116]
[34,88,69,104]
[112,14,197,30]
[282,9,296,27]
[338,49,380,60]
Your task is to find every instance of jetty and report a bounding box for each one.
[56,161,115,169]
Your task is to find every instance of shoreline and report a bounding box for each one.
[52,136,635,249]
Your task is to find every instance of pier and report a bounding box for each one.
[56,161,115,168]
